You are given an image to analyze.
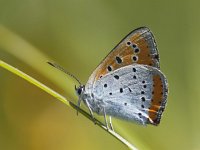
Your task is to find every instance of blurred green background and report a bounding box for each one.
[0,0,199,150]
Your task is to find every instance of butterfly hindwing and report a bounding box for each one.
[92,64,168,125]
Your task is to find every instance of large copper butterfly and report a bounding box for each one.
[49,27,168,129]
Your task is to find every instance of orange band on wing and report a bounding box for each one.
[149,75,164,125]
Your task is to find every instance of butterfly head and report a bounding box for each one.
[75,85,85,96]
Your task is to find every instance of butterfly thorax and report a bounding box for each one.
[76,84,104,114]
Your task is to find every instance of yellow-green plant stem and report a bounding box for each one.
[0,60,138,150]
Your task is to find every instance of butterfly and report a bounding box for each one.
[48,27,168,130]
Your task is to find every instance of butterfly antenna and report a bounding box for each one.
[47,61,82,85]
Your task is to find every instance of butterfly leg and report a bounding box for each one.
[77,97,82,116]
[103,107,109,130]
[85,99,95,122]
[109,116,114,131]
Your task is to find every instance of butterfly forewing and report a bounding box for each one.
[91,64,167,125]
[87,27,159,87]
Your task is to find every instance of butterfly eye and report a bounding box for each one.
[77,88,82,95]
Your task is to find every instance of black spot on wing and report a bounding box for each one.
[107,66,112,72]
[132,55,138,62]
[134,48,140,53]
[126,41,132,46]
[154,54,159,60]
[116,56,122,64]
[138,113,142,118]
[141,97,145,101]
[114,75,119,79]
[133,68,136,72]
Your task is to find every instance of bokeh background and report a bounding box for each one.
[0,0,199,150]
